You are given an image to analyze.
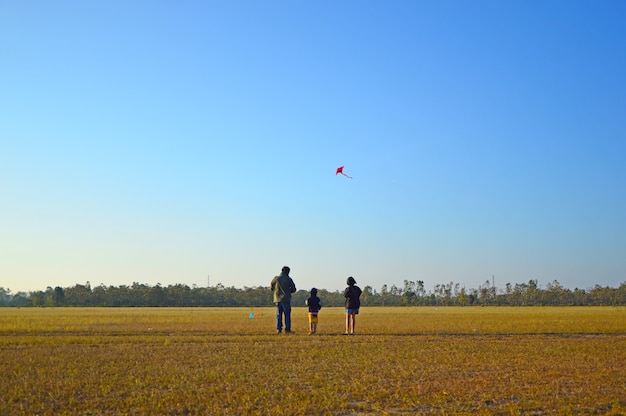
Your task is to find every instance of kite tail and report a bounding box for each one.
[341,173,353,179]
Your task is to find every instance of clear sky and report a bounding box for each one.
[1,1,625,295]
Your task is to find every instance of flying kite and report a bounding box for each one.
[335,166,352,179]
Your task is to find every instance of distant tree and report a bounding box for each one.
[442,282,454,306]
[12,292,30,307]
[64,283,92,306]
[468,293,475,305]
[618,282,626,305]
[147,284,166,306]
[589,285,620,306]
[0,288,11,306]
[361,286,374,306]
[401,291,415,306]
[458,287,468,306]
[92,285,107,305]
[416,280,426,298]
[29,291,45,307]
[478,280,494,305]
[169,284,191,306]
[54,286,65,306]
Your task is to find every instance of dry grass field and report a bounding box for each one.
[1,306,625,415]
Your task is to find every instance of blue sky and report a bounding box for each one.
[1,1,625,295]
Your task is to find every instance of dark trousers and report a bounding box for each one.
[275,302,292,332]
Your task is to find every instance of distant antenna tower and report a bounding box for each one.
[208,275,210,288]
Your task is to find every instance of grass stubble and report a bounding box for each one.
[1,307,625,415]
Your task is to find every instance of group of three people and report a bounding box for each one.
[270,266,362,335]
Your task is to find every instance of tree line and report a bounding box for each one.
[1,279,626,307]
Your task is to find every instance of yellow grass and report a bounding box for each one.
[1,307,625,415]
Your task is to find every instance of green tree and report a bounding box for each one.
[64,283,92,306]
[0,288,11,306]
[361,285,374,306]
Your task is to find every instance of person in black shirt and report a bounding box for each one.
[344,276,362,335]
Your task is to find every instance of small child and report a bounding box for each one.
[306,288,322,334]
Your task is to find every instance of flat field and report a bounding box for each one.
[1,307,625,415]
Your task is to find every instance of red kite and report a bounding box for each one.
[336,166,352,179]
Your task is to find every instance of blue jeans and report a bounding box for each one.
[275,302,292,332]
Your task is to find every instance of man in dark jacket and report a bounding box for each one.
[270,266,297,333]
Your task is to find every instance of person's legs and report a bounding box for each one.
[350,312,356,334]
[283,303,292,332]
[309,314,318,334]
[345,311,350,334]
[275,303,284,333]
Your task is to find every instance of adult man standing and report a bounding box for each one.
[271,266,297,333]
